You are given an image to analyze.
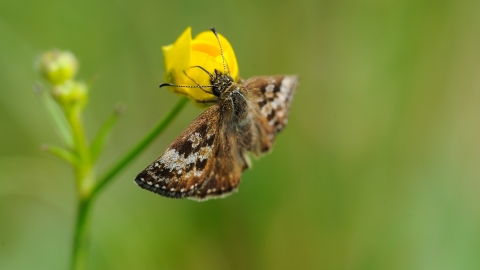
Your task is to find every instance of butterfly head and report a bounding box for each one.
[210,69,234,97]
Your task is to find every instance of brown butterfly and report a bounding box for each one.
[134,28,298,201]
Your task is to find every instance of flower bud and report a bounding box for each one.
[37,50,78,85]
[52,80,88,110]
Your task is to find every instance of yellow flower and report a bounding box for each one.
[162,27,239,102]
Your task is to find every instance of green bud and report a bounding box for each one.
[37,50,78,85]
[52,80,88,110]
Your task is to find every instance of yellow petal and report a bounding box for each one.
[193,31,239,81]
[162,27,191,81]
[177,50,223,101]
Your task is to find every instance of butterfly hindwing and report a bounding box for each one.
[192,124,250,200]
[244,75,298,153]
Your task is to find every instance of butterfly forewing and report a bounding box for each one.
[135,105,220,198]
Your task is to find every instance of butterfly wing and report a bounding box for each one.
[134,105,220,199]
[191,124,250,200]
[244,75,298,153]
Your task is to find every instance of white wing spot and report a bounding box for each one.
[162,186,166,189]
[159,147,212,175]
[270,99,279,109]
[261,103,273,117]
[180,188,185,192]
[280,76,296,94]
[276,92,286,103]
[265,83,275,92]
[188,132,202,148]
[154,184,160,188]
[265,91,275,99]
[170,188,175,191]
[147,181,152,185]
[269,117,278,126]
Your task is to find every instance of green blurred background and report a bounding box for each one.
[1,0,480,269]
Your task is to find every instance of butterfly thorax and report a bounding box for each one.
[210,70,250,125]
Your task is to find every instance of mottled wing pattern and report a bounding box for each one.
[134,105,220,199]
[245,75,298,152]
[192,128,250,200]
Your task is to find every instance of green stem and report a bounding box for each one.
[91,96,189,199]
[67,107,94,195]
[67,106,95,270]
[70,198,92,270]
[68,97,189,270]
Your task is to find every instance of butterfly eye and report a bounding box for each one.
[212,86,221,96]
[226,75,233,82]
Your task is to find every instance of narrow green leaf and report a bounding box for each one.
[90,103,125,163]
[34,83,74,148]
[42,144,78,164]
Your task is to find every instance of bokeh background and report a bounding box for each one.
[1,0,480,269]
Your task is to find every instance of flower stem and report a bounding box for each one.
[68,97,189,270]
[66,105,95,270]
[91,96,189,199]
[70,197,92,270]
[67,107,94,195]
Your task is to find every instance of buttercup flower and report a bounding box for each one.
[162,27,239,102]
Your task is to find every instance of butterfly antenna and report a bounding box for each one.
[182,70,214,95]
[159,83,212,88]
[190,65,214,78]
[210,27,230,75]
